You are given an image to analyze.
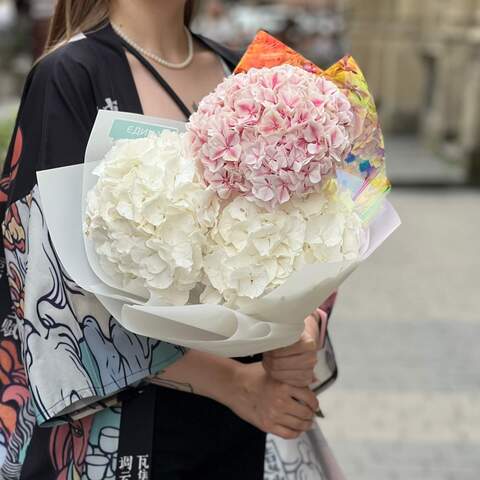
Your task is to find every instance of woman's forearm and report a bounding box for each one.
[149,349,241,407]
[149,348,319,439]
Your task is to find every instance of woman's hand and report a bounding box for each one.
[227,362,319,439]
[262,309,326,387]
[150,349,317,438]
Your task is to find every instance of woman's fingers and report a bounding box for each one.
[263,348,318,387]
[231,363,321,438]
[285,396,315,420]
[265,369,315,387]
[264,350,318,371]
[277,414,313,433]
[265,312,322,361]
[270,425,302,440]
[290,386,319,412]
[266,337,317,358]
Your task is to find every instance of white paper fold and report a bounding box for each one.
[37,110,401,357]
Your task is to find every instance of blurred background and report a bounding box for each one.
[0,0,479,478]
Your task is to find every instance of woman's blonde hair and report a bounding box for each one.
[44,0,197,56]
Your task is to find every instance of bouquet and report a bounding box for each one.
[37,32,399,357]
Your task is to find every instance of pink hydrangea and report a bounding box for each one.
[187,64,354,209]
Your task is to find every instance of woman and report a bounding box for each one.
[0,1,335,478]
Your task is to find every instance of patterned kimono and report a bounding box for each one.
[0,23,340,479]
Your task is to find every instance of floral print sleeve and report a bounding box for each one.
[9,186,182,426]
[0,35,184,478]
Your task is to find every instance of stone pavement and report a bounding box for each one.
[385,136,466,185]
[316,137,480,479]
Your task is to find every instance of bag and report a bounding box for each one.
[264,333,347,480]
[265,424,347,480]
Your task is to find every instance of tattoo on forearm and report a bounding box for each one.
[150,378,194,393]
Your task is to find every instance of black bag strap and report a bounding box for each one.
[116,386,157,480]
[119,39,193,119]
[118,32,242,121]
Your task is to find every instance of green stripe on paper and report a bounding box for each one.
[109,119,177,140]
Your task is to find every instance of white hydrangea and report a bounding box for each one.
[289,188,364,264]
[201,197,306,307]
[201,184,364,309]
[85,131,219,305]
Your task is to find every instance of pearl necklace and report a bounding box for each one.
[111,22,194,70]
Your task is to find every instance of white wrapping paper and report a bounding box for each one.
[37,110,401,357]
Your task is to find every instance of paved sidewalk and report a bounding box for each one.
[318,188,480,479]
[385,135,466,185]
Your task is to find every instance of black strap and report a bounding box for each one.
[120,39,193,119]
[116,386,157,480]
[117,32,244,121]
